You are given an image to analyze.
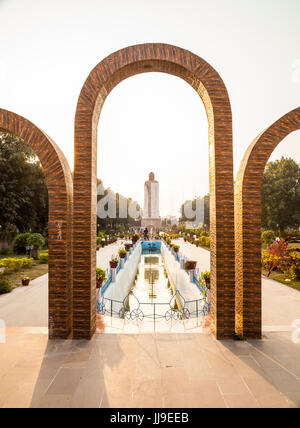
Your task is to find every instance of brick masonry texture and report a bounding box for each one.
[73,43,236,340]
[0,108,73,339]
[235,107,300,338]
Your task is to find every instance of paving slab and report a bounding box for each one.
[0,329,299,408]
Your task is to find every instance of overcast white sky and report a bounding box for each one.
[0,0,300,216]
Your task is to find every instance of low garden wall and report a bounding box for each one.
[100,243,142,313]
[161,242,204,312]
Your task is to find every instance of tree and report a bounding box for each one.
[0,132,48,235]
[96,179,141,233]
[179,193,210,230]
[261,157,300,233]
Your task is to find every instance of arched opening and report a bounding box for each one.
[73,43,235,340]
[96,72,210,332]
[0,108,73,339]
[235,107,300,338]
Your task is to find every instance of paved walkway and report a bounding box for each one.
[1,240,299,330]
[0,329,299,408]
[175,239,300,330]
[0,274,48,327]
[96,240,124,270]
[0,239,300,408]
[0,241,124,327]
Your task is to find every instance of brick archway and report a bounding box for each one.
[0,108,73,339]
[74,43,235,340]
[235,107,300,338]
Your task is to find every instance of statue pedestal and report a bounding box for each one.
[141,217,161,230]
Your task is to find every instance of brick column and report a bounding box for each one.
[0,108,73,339]
[235,107,300,338]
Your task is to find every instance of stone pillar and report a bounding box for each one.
[111,268,117,283]
[180,257,186,269]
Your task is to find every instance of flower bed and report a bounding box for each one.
[262,250,300,280]
[261,238,300,281]
[0,257,34,272]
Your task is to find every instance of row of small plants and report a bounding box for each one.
[162,229,210,249]
[162,234,211,289]
[0,252,49,295]
[0,252,48,271]
[261,229,300,245]
[0,257,34,270]
[183,232,210,249]
[261,237,300,281]
[96,238,139,288]
[161,234,180,252]
[96,233,140,250]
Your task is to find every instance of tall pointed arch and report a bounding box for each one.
[0,108,73,338]
[235,107,300,338]
[73,43,235,339]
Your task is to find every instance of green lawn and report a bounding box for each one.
[0,252,48,291]
[261,242,300,251]
[261,243,300,292]
[262,268,300,292]
[0,262,48,290]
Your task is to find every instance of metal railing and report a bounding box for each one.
[97,239,211,320]
[97,289,209,320]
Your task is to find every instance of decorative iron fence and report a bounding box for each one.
[97,289,209,321]
[98,239,211,321]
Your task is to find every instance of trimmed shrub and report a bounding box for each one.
[200,236,206,246]
[27,233,45,249]
[39,253,49,264]
[261,230,276,245]
[0,247,13,256]
[205,237,210,248]
[96,237,103,246]
[277,251,300,280]
[0,257,33,271]
[0,279,12,295]
[13,232,31,254]
[261,252,272,270]
[262,249,300,280]
[22,257,34,268]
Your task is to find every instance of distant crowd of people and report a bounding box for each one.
[139,227,161,241]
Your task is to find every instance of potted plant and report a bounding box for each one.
[184,260,197,271]
[132,234,139,244]
[119,248,126,259]
[109,255,119,269]
[96,268,107,289]
[22,276,30,286]
[125,243,131,252]
[96,237,102,251]
[201,270,211,288]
